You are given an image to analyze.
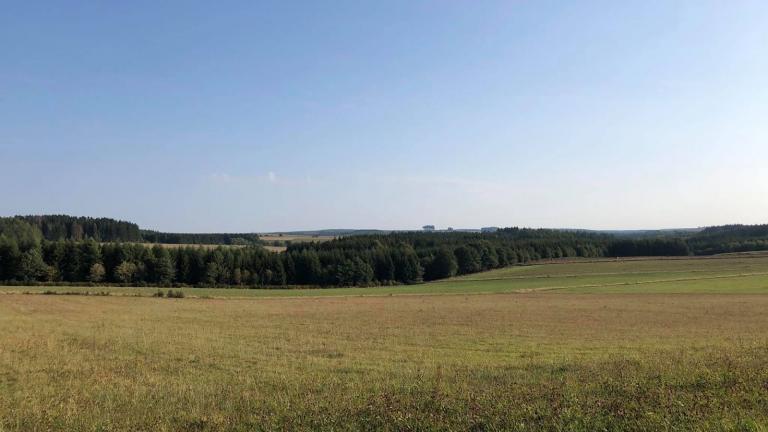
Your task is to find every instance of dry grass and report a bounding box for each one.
[114,242,247,250]
[258,234,336,243]
[1,292,768,430]
[259,234,336,253]
[262,245,287,253]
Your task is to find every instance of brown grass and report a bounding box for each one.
[258,234,336,243]
[1,292,768,430]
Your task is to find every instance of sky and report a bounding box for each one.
[1,1,767,232]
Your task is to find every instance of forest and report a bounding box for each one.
[140,231,261,245]
[1,215,767,287]
[10,215,261,245]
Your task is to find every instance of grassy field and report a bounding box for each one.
[110,243,249,250]
[259,234,336,253]
[2,256,768,430]
[100,238,323,253]
[258,234,337,243]
[262,245,288,253]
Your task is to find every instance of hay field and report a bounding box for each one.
[2,256,768,430]
[258,234,337,243]
[114,243,247,250]
[259,234,336,253]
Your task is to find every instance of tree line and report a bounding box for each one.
[140,231,261,245]
[685,224,768,255]
[2,217,768,288]
[16,215,142,242]
[5,215,260,245]
[0,227,691,287]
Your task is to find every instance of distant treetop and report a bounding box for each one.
[1,215,260,245]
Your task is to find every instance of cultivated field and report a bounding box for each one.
[2,256,768,430]
[114,243,248,250]
[110,238,325,253]
[259,234,336,253]
[258,234,337,243]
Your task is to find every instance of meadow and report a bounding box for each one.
[258,233,336,253]
[258,234,337,243]
[2,256,768,430]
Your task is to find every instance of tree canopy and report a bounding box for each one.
[3,216,768,288]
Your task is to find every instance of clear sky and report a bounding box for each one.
[2,1,767,232]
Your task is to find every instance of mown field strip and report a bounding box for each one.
[527,253,768,264]
[447,268,730,282]
[452,256,768,280]
[514,272,768,293]
[4,271,768,300]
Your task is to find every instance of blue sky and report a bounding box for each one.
[2,1,767,232]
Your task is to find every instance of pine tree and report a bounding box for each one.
[151,247,175,284]
[424,248,458,280]
[18,247,48,282]
[0,237,21,281]
[454,246,481,275]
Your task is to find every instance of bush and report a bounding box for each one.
[166,289,185,298]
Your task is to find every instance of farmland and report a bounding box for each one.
[2,256,768,430]
[258,234,337,243]
[114,242,247,250]
[258,233,337,253]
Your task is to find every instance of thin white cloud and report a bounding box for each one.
[207,173,234,184]
[375,174,513,194]
[205,172,316,187]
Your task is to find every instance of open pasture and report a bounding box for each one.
[259,234,337,253]
[258,234,337,243]
[2,293,768,430]
[2,255,768,430]
[114,242,247,250]
[453,254,768,280]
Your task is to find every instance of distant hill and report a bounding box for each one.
[585,228,704,238]
[16,215,142,242]
[0,215,260,245]
[686,224,768,254]
[265,229,391,237]
[266,228,484,236]
[583,225,768,254]
[140,230,260,245]
[3,216,768,256]
[271,227,711,238]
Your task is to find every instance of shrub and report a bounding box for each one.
[166,290,185,299]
